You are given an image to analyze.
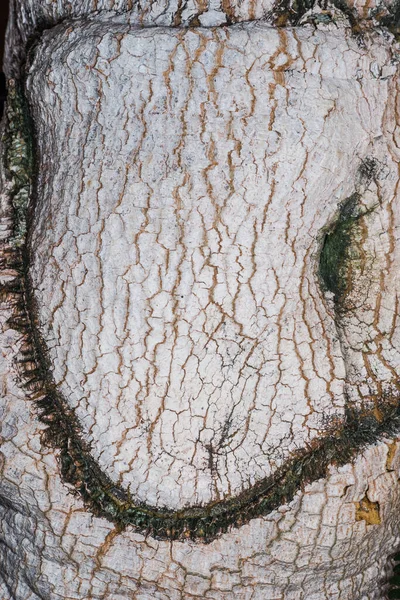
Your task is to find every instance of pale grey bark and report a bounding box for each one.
[2,0,400,599]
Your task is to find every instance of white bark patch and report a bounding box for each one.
[26,21,400,509]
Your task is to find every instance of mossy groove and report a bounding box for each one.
[319,193,362,308]
[2,79,34,247]
[2,79,400,543]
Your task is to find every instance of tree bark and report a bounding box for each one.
[2,0,400,598]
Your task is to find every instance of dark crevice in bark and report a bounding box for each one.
[381,0,400,37]
[385,551,400,598]
[0,0,9,65]
[0,0,9,120]
[0,74,8,122]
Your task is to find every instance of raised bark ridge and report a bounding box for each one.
[5,0,400,76]
[0,11,400,543]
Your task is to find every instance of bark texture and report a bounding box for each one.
[2,0,400,598]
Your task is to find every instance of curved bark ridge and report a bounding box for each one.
[15,16,399,523]
[6,0,400,78]
[8,0,400,35]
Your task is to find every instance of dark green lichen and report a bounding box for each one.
[319,193,361,306]
[2,79,34,246]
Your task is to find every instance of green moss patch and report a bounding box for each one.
[2,80,34,246]
[319,193,361,307]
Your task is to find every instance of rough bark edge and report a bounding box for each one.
[2,24,400,544]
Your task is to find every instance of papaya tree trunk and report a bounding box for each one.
[1,0,400,598]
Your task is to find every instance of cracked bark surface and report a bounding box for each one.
[2,0,400,598]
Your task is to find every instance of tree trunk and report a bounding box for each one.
[2,1,400,598]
